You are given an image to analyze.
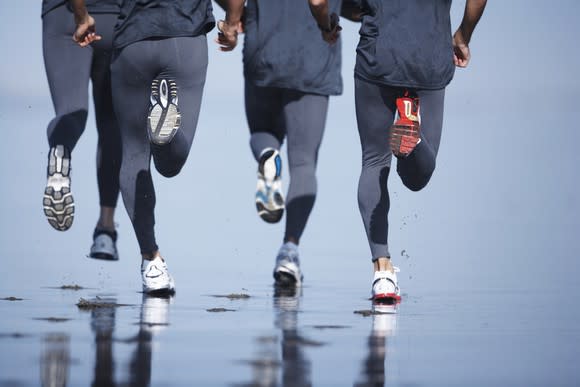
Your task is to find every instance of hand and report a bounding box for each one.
[453,28,471,68]
[216,20,241,52]
[72,15,101,47]
[320,13,342,45]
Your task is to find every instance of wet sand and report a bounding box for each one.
[1,273,578,386]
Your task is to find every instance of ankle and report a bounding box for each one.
[142,251,161,261]
[373,257,394,273]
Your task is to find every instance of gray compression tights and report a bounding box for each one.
[111,36,208,254]
[245,82,328,244]
[42,6,121,208]
[355,77,445,260]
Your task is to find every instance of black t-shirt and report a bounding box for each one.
[42,0,120,17]
[355,0,455,90]
[243,0,343,96]
[113,0,215,49]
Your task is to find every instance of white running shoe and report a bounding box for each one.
[147,78,181,145]
[43,145,74,231]
[256,148,285,223]
[273,242,303,286]
[89,230,119,261]
[371,268,401,302]
[141,256,175,294]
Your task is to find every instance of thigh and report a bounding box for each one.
[245,82,285,141]
[417,88,445,156]
[283,91,329,164]
[161,36,209,146]
[354,77,397,165]
[110,47,151,160]
[42,6,91,113]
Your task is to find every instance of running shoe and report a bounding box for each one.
[389,92,421,158]
[371,268,401,303]
[147,78,181,146]
[256,148,284,223]
[43,145,74,231]
[141,256,175,295]
[89,229,119,261]
[273,242,303,286]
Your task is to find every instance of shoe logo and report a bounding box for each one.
[160,79,168,108]
[402,100,419,121]
[145,265,163,279]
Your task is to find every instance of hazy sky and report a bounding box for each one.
[0,1,578,296]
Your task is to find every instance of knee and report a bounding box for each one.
[155,150,187,178]
[157,164,183,178]
[401,172,433,192]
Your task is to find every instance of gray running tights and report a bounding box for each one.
[245,82,328,244]
[355,77,445,260]
[42,6,121,207]
[111,36,208,254]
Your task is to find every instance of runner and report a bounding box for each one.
[217,0,354,286]
[71,0,215,293]
[310,0,487,301]
[42,0,121,260]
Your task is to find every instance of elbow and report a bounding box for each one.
[309,0,326,9]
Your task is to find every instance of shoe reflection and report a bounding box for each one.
[240,286,314,387]
[355,303,397,387]
[274,286,312,387]
[83,294,172,386]
[41,332,70,387]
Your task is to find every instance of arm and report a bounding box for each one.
[453,0,487,68]
[340,0,363,22]
[69,0,101,47]
[215,0,245,51]
[214,0,228,11]
[308,0,342,44]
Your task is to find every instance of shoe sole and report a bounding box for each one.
[43,146,74,231]
[273,267,302,287]
[389,123,420,158]
[144,287,176,296]
[372,293,402,303]
[89,252,118,261]
[148,78,181,145]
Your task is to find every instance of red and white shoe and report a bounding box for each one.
[389,92,420,158]
[371,268,401,303]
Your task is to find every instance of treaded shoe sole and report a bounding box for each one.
[389,123,420,158]
[148,78,181,145]
[43,146,74,231]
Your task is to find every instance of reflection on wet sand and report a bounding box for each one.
[80,295,172,386]
[240,286,319,387]
[355,304,397,387]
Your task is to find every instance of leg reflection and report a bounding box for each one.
[274,286,312,387]
[355,304,397,387]
[239,286,315,386]
[127,293,172,387]
[90,298,116,387]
